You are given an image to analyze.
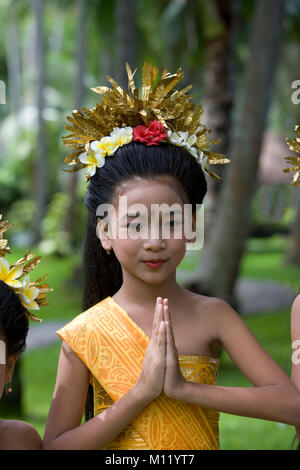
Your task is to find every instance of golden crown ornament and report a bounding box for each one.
[62,61,230,182]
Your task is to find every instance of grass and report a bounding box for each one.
[218,310,294,450]
[179,236,300,290]
[3,238,300,449]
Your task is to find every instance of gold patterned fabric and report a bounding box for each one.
[57,296,219,450]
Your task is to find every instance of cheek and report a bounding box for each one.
[112,238,140,261]
[171,237,186,258]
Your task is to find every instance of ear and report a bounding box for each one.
[96,217,112,252]
[5,353,17,384]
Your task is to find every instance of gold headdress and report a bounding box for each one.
[283,124,300,186]
[63,61,230,182]
[0,215,52,322]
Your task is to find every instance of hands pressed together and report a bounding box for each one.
[135,297,187,402]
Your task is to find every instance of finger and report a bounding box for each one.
[153,302,163,339]
[152,297,162,332]
[152,297,158,331]
[166,321,171,348]
[157,320,166,349]
[155,304,164,339]
[165,321,173,361]
[163,303,170,324]
[166,319,175,349]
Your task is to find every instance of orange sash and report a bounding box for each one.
[57,296,219,450]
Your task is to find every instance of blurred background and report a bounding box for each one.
[0,0,300,450]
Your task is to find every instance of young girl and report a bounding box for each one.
[285,123,300,445]
[43,63,300,450]
[0,215,51,449]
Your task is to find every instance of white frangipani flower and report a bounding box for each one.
[79,148,105,177]
[198,151,209,175]
[167,130,198,160]
[18,275,40,310]
[83,127,133,175]
[90,136,117,157]
[110,126,133,151]
[0,257,23,288]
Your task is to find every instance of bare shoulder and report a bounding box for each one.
[185,289,236,322]
[180,290,238,356]
[0,419,42,450]
[292,294,300,317]
[291,294,300,340]
[186,290,243,342]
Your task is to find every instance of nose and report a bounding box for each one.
[142,230,167,252]
[143,239,166,252]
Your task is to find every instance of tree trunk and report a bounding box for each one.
[115,0,138,88]
[32,0,47,245]
[196,0,286,307]
[203,0,236,207]
[6,0,22,118]
[63,0,86,245]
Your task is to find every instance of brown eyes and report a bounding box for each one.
[126,220,180,230]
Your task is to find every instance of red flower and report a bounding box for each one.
[133,120,167,146]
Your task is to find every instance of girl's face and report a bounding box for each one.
[0,330,16,400]
[99,176,194,286]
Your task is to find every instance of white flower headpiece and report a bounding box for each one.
[0,215,52,322]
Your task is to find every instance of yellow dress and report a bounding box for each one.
[57,296,220,450]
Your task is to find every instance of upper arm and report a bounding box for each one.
[291,294,300,390]
[215,299,292,387]
[2,421,42,450]
[15,422,42,450]
[43,341,90,446]
[291,294,300,342]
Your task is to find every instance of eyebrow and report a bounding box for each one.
[120,210,183,222]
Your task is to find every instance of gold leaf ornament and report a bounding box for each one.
[0,215,52,321]
[283,124,300,186]
[63,61,230,182]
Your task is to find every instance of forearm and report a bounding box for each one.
[176,381,300,426]
[43,387,150,450]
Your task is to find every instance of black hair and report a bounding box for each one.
[0,280,29,357]
[81,141,207,420]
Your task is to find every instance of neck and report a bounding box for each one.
[114,269,183,308]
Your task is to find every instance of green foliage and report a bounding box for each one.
[6,198,36,245]
[251,185,292,225]
[241,248,300,292]
[38,192,72,256]
[246,235,289,254]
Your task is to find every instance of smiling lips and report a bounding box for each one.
[143,259,166,268]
